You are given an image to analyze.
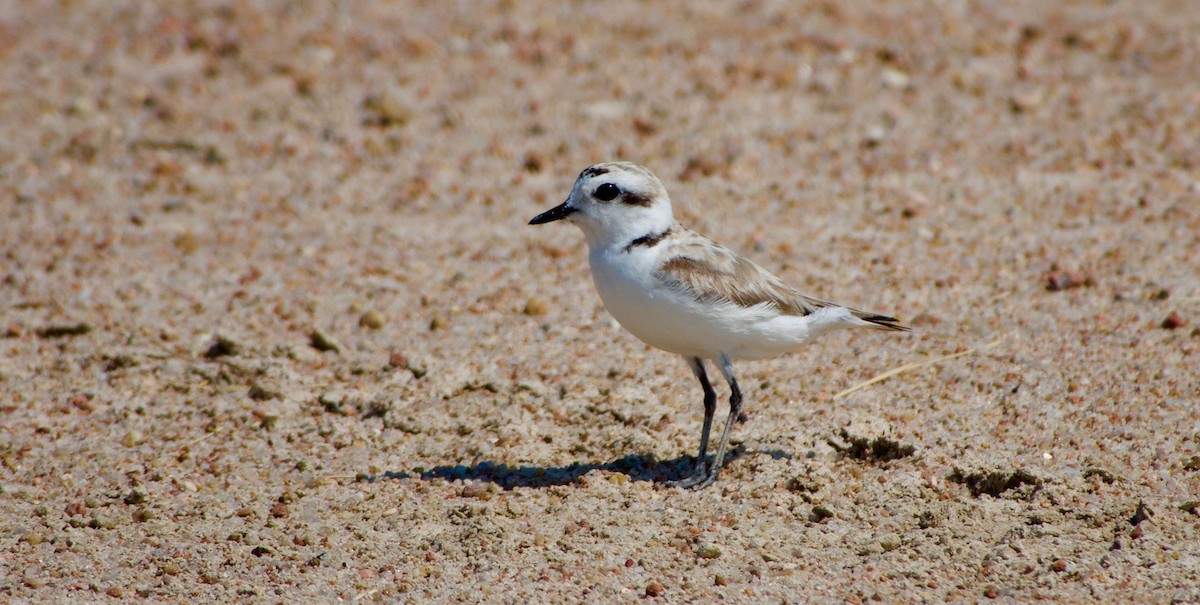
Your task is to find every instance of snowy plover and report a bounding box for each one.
[530,162,909,489]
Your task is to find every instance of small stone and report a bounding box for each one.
[809,505,834,523]
[204,335,241,358]
[714,574,729,586]
[359,310,385,330]
[69,393,94,411]
[1161,311,1184,330]
[879,534,902,552]
[984,585,999,598]
[124,490,146,505]
[1044,268,1092,291]
[523,297,549,316]
[247,382,281,401]
[863,125,886,147]
[270,501,289,518]
[122,430,144,448]
[632,116,659,136]
[881,67,910,89]
[375,86,415,125]
[90,514,119,529]
[133,508,154,522]
[678,154,722,181]
[523,151,545,172]
[1010,89,1044,112]
[429,316,446,331]
[389,351,408,369]
[25,531,45,545]
[460,482,490,499]
[173,230,199,254]
[160,562,181,576]
[237,507,254,518]
[309,329,340,353]
[697,544,722,559]
[36,323,93,338]
[1050,559,1067,572]
[23,573,45,589]
[645,582,665,597]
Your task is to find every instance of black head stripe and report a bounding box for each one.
[621,192,654,207]
[580,166,610,178]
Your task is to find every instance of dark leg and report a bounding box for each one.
[688,353,742,490]
[667,357,716,488]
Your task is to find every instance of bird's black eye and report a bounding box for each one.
[594,182,620,202]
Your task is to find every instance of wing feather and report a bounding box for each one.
[654,226,909,331]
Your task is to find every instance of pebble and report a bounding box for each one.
[205,335,241,358]
[173,230,200,254]
[122,430,144,447]
[1044,269,1092,291]
[1010,89,1044,112]
[24,574,45,589]
[359,310,385,330]
[460,482,491,499]
[645,582,665,597]
[523,297,549,316]
[697,544,722,559]
[309,330,340,353]
[881,67,910,89]
[389,351,408,369]
[36,323,93,338]
[1161,311,1184,330]
[247,382,281,401]
[375,85,415,125]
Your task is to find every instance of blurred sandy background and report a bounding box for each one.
[2,1,1198,601]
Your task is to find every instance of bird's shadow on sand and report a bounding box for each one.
[371,448,791,490]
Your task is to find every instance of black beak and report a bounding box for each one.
[528,201,577,225]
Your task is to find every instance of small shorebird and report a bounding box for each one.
[530,162,909,488]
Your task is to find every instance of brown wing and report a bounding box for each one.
[655,226,910,331]
[654,228,826,316]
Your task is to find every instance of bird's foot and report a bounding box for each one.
[667,460,719,489]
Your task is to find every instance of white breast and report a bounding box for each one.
[587,246,858,361]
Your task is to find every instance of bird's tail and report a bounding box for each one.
[851,310,911,332]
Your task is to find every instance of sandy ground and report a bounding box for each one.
[2,1,1199,602]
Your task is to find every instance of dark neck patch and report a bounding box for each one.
[624,226,673,253]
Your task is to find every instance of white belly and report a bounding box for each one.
[588,250,836,361]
